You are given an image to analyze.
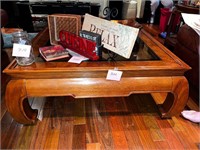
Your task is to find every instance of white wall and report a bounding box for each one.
[136,0,145,18]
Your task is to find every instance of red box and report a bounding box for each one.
[159,8,171,32]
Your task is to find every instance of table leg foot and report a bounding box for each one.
[5,80,38,124]
[158,77,189,118]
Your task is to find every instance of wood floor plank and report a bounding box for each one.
[138,94,165,142]
[128,94,157,149]
[1,112,13,138]
[154,141,170,149]
[104,98,129,150]
[28,120,41,149]
[161,128,186,149]
[1,95,199,149]
[48,97,62,130]
[74,99,86,125]
[15,125,35,149]
[156,117,185,149]
[1,120,22,149]
[93,98,115,150]
[0,96,7,120]
[72,124,86,150]
[109,116,130,149]
[44,129,60,149]
[57,97,75,149]
[168,117,186,132]
[119,99,143,149]
[87,143,101,150]
[29,109,51,149]
[133,115,157,149]
[176,130,198,149]
[58,122,74,149]
[177,117,200,149]
[43,97,64,149]
[58,97,74,149]
[61,96,75,122]
[85,99,99,144]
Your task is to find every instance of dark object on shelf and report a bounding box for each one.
[15,1,100,32]
[140,1,163,24]
[103,7,119,20]
[108,0,123,20]
[17,3,34,32]
[30,1,100,16]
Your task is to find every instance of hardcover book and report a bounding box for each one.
[79,30,101,46]
[59,30,99,60]
[39,45,69,61]
[79,30,102,58]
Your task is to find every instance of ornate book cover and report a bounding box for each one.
[39,45,69,61]
[48,14,81,45]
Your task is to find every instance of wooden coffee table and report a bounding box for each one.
[3,27,191,124]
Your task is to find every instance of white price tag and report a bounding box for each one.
[12,43,31,57]
[106,70,123,81]
[68,56,88,64]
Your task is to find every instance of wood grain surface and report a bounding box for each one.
[1,95,200,149]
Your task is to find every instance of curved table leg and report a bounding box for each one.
[5,79,38,124]
[158,77,189,118]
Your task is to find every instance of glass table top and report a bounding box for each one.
[36,36,160,63]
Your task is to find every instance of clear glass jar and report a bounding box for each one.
[12,31,35,66]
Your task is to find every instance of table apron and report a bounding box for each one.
[23,77,175,98]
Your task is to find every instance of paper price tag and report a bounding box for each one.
[106,70,123,81]
[68,56,88,64]
[12,43,31,58]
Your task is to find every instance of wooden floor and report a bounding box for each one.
[1,94,200,149]
[1,24,199,149]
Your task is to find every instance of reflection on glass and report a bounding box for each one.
[37,36,160,62]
